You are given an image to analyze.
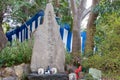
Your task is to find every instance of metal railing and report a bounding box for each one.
[6,10,86,53]
[6,10,44,42]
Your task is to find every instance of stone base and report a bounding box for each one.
[28,73,68,80]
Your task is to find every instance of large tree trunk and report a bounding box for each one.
[85,0,99,54]
[0,11,7,51]
[70,0,86,53]
[70,0,80,53]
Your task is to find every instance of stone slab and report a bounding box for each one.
[89,68,102,80]
[30,3,65,73]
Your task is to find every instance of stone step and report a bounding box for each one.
[28,73,68,80]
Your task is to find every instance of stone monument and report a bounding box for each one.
[30,3,65,73]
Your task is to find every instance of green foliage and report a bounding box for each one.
[94,0,120,25]
[59,0,72,27]
[82,53,120,79]
[34,0,47,9]
[82,1,120,78]
[65,52,82,67]
[0,0,10,11]
[95,10,120,55]
[51,0,73,28]
[10,0,33,22]
[2,22,10,33]
[65,52,73,65]
[1,0,72,30]
[94,0,112,15]
[28,0,47,17]
[0,39,33,67]
[1,0,46,24]
[29,0,72,26]
[84,73,94,80]
[82,55,103,72]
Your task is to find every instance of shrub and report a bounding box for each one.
[84,73,94,80]
[87,1,120,78]
[0,39,33,67]
[82,54,103,73]
[82,53,120,79]
[65,52,73,65]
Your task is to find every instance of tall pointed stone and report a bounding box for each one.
[30,3,65,73]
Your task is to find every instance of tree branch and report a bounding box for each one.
[70,0,77,16]
[80,7,92,22]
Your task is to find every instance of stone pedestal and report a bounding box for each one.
[28,73,68,80]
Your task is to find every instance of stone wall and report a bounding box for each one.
[0,63,30,80]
